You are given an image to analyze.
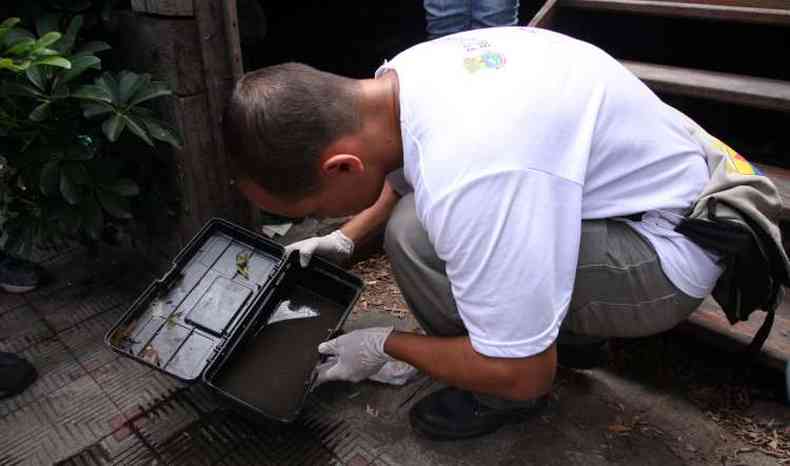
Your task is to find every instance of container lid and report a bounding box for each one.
[106,218,285,382]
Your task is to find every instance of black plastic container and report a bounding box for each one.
[105,218,363,422]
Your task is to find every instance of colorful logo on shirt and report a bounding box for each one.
[464,51,506,74]
[709,137,764,176]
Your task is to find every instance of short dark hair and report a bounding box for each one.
[223,63,362,199]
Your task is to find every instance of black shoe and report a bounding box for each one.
[409,387,545,441]
[0,251,42,294]
[557,339,610,369]
[0,352,38,399]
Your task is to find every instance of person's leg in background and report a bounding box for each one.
[470,0,519,30]
[424,0,520,40]
[0,249,43,294]
[0,249,43,398]
[424,0,472,40]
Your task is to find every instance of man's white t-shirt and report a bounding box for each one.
[376,27,722,358]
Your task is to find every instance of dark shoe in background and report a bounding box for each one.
[0,250,42,294]
[0,352,37,399]
[409,387,545,441]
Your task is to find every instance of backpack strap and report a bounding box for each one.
[676,197,782,354]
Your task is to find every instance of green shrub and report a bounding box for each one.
[0,15,181,257]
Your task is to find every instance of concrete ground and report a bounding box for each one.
[0,245,787,465]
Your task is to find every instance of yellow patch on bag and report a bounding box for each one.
[709,137,763,176]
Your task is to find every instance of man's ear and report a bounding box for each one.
[321,154,364,177]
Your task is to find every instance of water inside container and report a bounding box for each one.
[209,281,350,420]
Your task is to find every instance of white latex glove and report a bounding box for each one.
[369,360,419,386]
[315,327,394,385]
[285,230,354,267]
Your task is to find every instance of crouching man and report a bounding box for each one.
[222,27,788,440]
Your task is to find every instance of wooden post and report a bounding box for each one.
[122,0,252,256]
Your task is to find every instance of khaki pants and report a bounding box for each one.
[384,194,702,407]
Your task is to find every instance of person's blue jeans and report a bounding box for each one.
[424,0,520,40]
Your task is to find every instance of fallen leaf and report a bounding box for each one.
[608,424,631,433]
[141,345,162,367]
[236,252,251,280]
[110,322,136,348]
[165,311,182,328]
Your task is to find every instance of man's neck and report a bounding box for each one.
[358,72,403,174]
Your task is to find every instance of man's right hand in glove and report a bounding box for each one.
[315,327,394,385]
[285,230,354,267]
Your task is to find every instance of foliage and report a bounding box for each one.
[0,14,181,258]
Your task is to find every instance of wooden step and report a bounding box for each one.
[622,61,790,113]
[680,296,790,370]
[560,0,790,25]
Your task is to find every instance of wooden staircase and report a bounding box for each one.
[529,0,790,369]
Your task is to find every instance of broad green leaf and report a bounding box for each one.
[15,60,32,71]
[141,117,182,148]
[129,81,171,106]
[59,166,81,204]
[81,102,113,118]
[33,56,71,69]
[72,83,113,104]
[33,32,62,52]
[39,160,60,196]
[122,114,153,146]
[4,28,35,48]
[52,83,69,99]
[55,54,100,87]
[74,41,110,56]
[0,21,18,48]
[0,58,19,71]
[96,72,120,104]
[58,15,83,54]
[4,82,46,98]
[110,178,140,197]
[97,189,132,219]
[35,48,59,56]
[6,38,35,56]
[102,113,125,141]
[118,71,147,106]
[35,14,60,37]
[129,105,154,118]
[29,101,52,122]
[25,65,48,91]
[0,18,21,30]
[81,196,103,240]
